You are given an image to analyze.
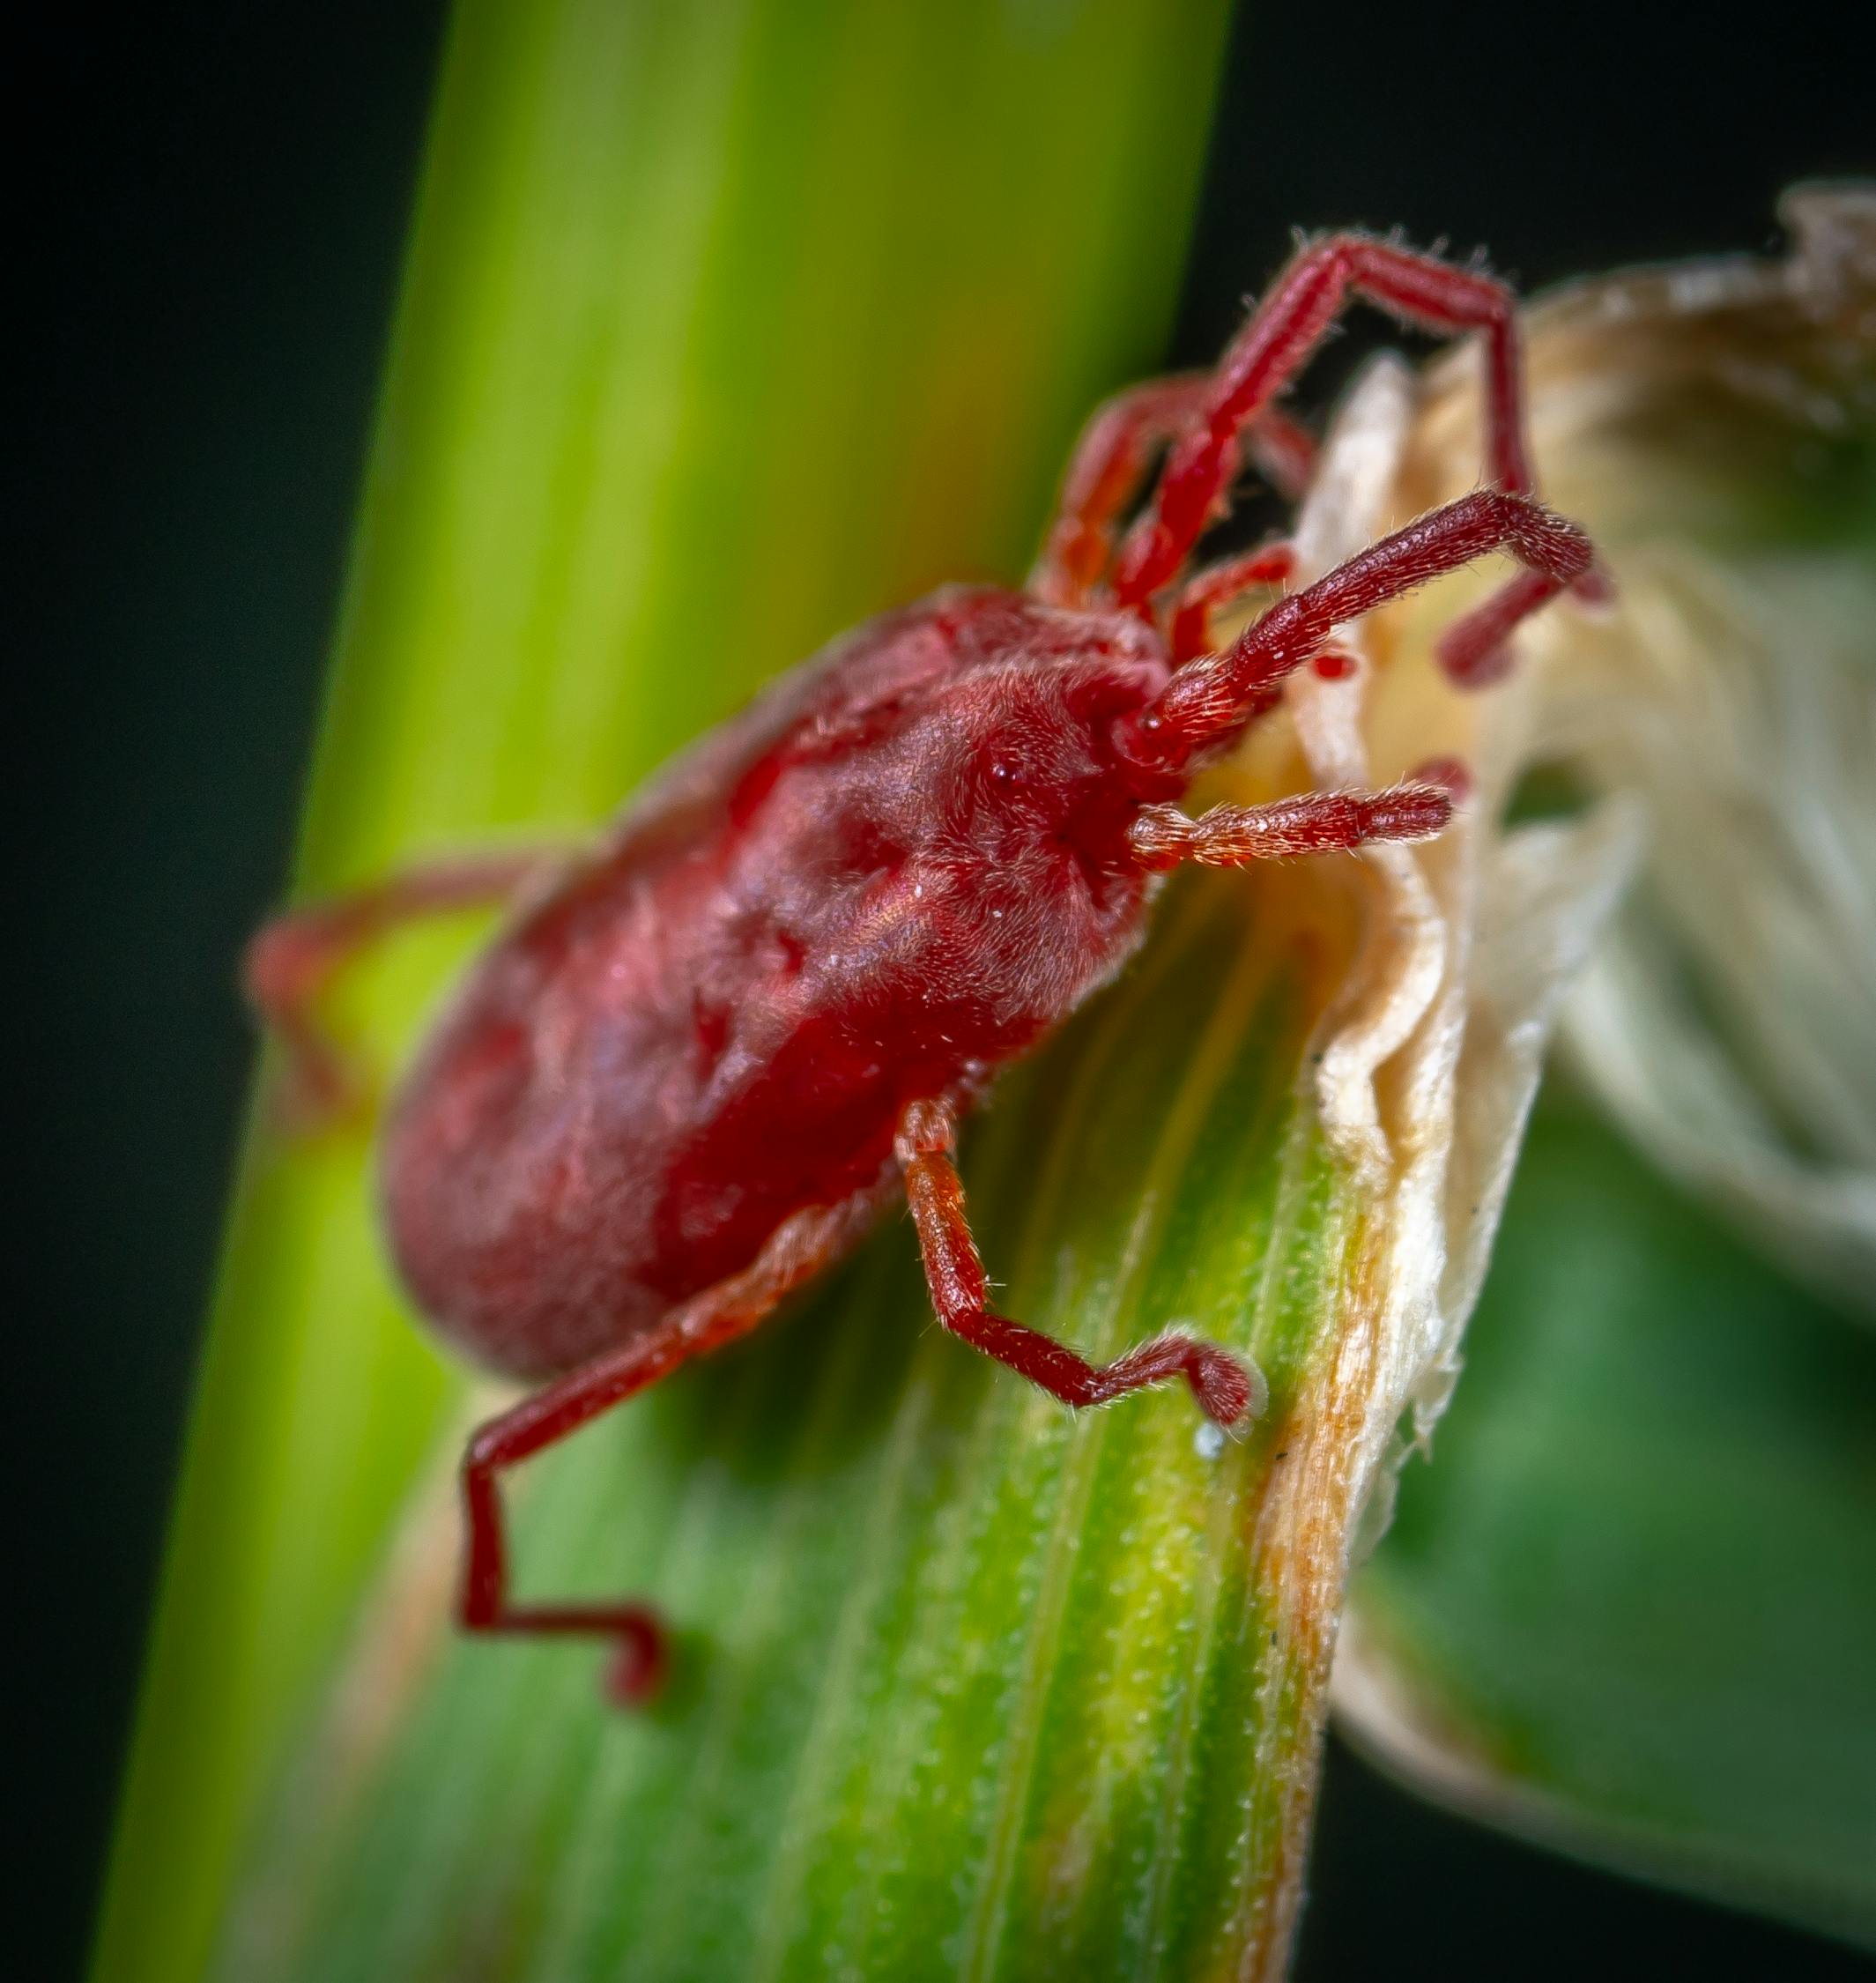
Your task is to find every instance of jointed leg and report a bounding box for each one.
[459,1200,868,1704]
[1035,377,1316,610]
[1242,405,1318,509]
[245,849,567,1126]
[895,1100,1261,1427]
[1169,539,1296,663]
[1114,234,1539,609]
[1119,489,1594,776]
[1129,779,1455,871]
[1035,375,1210,606]
[1435,564,1581,686]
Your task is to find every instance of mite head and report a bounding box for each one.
[923,598,1176,883]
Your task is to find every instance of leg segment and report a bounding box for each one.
[1242,405,1318,509]
[1118,489,1594,778]
[459,1200,867,1704]
[1169,539,1296,663]
[245,849,566,1127]
[1435,564,1576,686]
[1034,377,1316,610]
[894,1100,1262,1427]
[1035,375,1210,606]
[1114,234,1537,609]
[1128,780,1454,871]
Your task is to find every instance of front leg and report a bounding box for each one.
[1127,779,1455,870]
[1168,539,1297,663]
[1114,234,1541,608]
[894,1100,1263,1427]
[1034,375,1316,611]
[1122,490,1595,776]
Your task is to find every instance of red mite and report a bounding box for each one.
[248,236,1596,1704]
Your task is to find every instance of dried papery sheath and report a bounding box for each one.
[1394,187,1876,1311]
[1176,369,1637,1967]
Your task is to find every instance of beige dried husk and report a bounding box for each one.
[1396,186,1876,1314]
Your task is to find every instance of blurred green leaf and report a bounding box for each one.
[1341,1095,1876,1950]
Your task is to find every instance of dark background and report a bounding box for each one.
[20,3,1873,1978]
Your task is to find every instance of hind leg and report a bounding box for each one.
[245,849,567,1127]
[459,1200,870,1704]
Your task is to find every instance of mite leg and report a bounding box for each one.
[1243,406,1318,508]
[895,1100,1263,1428]
[1435,563,1589,687]
[1115,234,1542,609]
[1121,489,1593,777]
[1035,375,1209,607]
[1128,779,1454,871]
[1168,539,1296,664]
[244,849,567,1127]
[1034,376,1316,609]
[460,1200,868,1704]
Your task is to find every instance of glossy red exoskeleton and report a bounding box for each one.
[248,235,1596,1702]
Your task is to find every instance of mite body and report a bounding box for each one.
[385,592,1170,1382]
[249,234,1596,1700]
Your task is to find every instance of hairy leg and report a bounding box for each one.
[1115,234,1541,609]
[895,1099,1263,1427]
[459,1199,870,1704]
[1435,563,1588,686]
[1168,539,1296,663]
[1128,779,1454,871]
[245,848,567,1126]
[1119,489,1593,777]
[1034,377,1316,610]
